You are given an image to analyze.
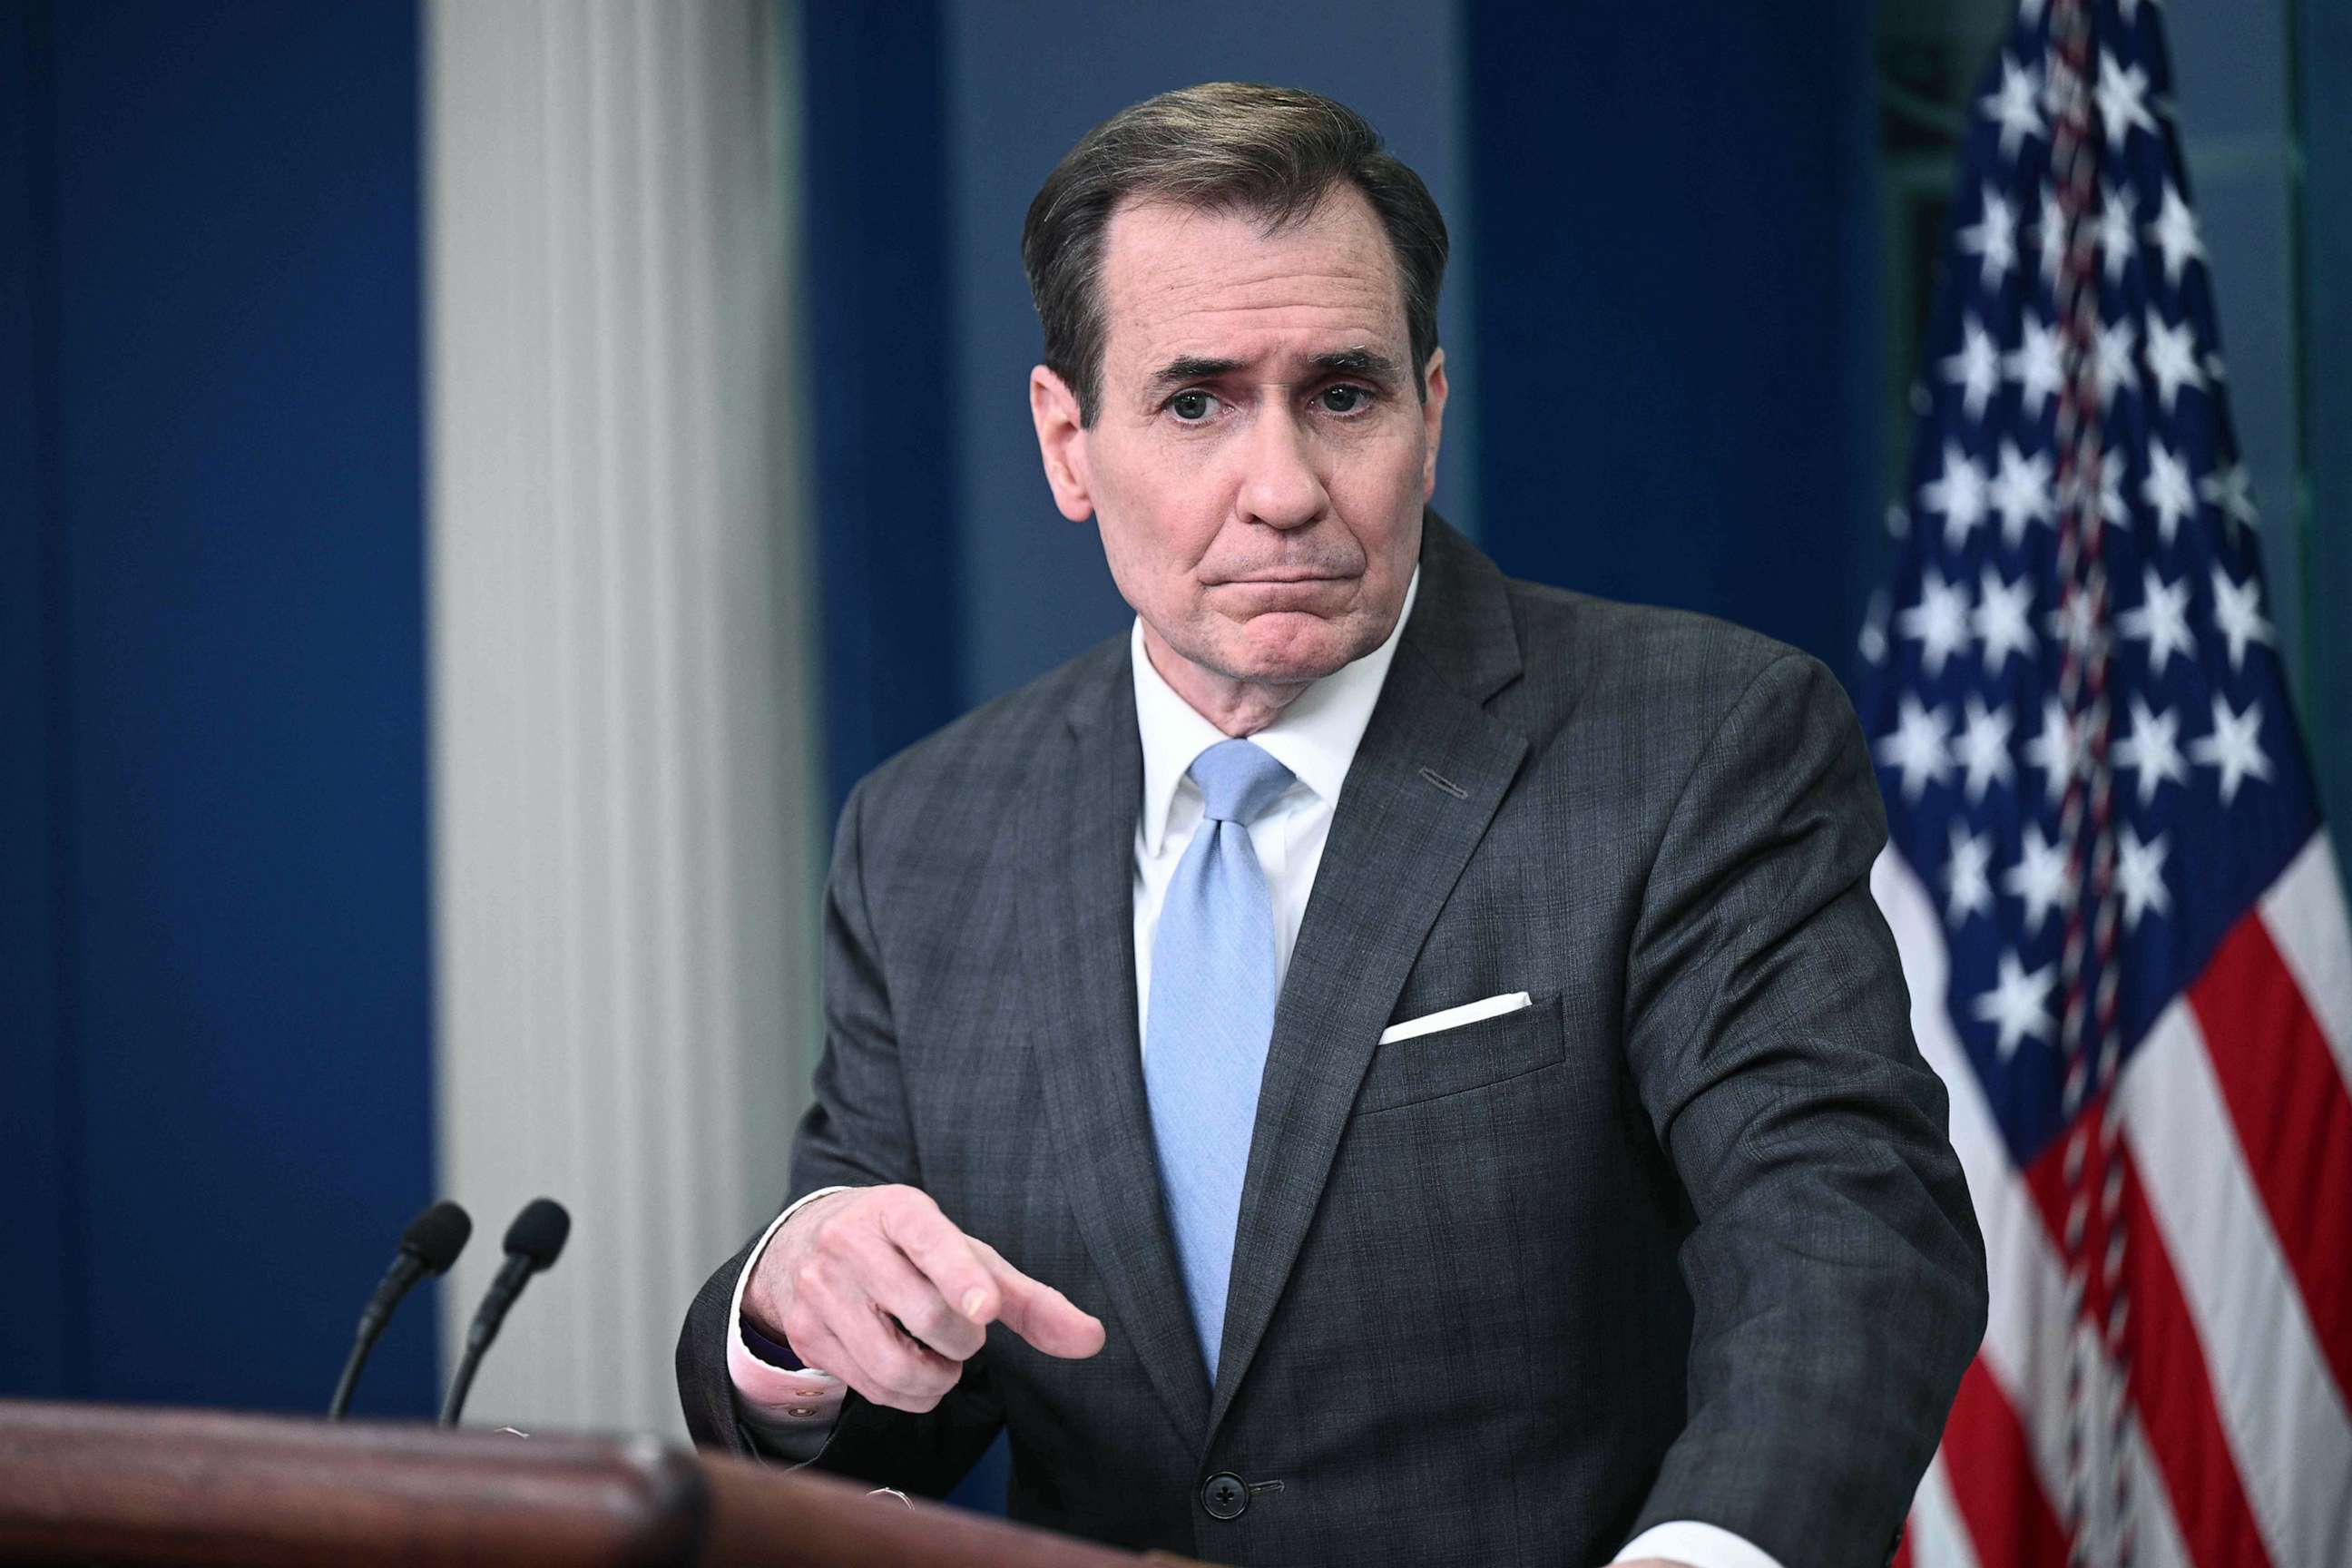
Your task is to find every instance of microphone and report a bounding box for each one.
[438,1197,570,1426]
[328,1200,472,1419]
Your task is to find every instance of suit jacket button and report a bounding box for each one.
[1200,1472,1248,1520]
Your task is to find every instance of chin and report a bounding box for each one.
[1218,611,1373,683]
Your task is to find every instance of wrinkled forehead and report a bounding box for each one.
[1093,191,1410,383]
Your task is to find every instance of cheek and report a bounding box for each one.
[1096,447,1226,570]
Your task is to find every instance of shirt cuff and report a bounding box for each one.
[1615,1521,1787,1568]
[726,1186,858,1447]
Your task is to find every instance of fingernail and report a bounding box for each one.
[961,1288,987,1318]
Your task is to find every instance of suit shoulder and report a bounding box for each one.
[848,631,1126,828]
[1500,575,1830,721]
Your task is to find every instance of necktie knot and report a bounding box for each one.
[1188,739,1295,826]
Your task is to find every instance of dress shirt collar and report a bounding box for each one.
[1131,566,1421,856]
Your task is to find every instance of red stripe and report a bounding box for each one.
[1939,1357,2071,1568]
[2186,911,2352,1404]
[2022,1126,2276,1568]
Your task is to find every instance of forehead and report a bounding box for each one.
[1094,188,1407,377]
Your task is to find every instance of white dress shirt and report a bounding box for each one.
[721,566,1779,1568]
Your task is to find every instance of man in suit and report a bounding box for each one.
[677,83,1986,1568]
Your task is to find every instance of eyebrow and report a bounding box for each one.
[1142,346,1404,393]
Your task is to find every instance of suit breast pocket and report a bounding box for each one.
[1353,989,1568,1115]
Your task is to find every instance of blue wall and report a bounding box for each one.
[0,0,437,1416]
[1467,3,1882,671]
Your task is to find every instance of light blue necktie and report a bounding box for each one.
[1143,738,1296,1383]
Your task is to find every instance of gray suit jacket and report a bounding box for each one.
[676,515,1986,1567]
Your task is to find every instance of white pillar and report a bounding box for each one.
[423,0,817,1437]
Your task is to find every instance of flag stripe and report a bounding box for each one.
[1945,1357,2073,1568]
[1882,848,2206,1568]
[1879,851,2082,1557]
[2015,1118,2276,1568]
[2186,906,2352,1404]
[2119,996,2352,1567]
[2259,832,2352,1079]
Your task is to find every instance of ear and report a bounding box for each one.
[1417,348,1449,500]
[1030,365,1095,522]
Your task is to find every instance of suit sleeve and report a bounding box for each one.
[1618,652,1988,1568]
[674,775,1007,1495]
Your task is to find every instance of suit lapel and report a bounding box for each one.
[1019,650,1212,1447]
[1205,518,1530,1445]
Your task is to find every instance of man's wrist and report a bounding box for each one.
[739,1185,858,1343]
[725,1188,860,1439]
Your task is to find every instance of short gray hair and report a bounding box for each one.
[1021,82,1449,426]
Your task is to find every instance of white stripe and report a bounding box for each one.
[1908,1452,1984,1568]
[2119,1000,2352,1565]
[1875,850,2196,1568]
[1876,852,2073,1486]
[2259,830,2352,1082]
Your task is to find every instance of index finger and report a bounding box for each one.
[878,1200,1004,1326]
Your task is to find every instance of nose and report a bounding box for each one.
[1233,403,1328,531]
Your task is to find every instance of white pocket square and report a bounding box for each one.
[1377,991,1534,1045]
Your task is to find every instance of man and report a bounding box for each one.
[677,83,1985,1568]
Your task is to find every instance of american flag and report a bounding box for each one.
[1857,2,2352,1565]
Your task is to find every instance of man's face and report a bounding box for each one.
[1030,185,1446,688]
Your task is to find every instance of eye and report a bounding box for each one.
[1318,384,1373,415]
[1168,389,1218,423]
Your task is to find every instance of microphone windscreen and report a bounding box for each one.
[504,1198,571,1269]
[401,1201,474,1274]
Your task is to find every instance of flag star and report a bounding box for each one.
[2096,181,2139,283]
[1876,694,1953,799]
[2096,446,2130,528]
[1897,568,1975,678]
[1920,442,1992,548]
[1942,317,2003,422]
[1980,54,2045,160]
[2097,52,2159,150]
[2045,589,2108,666]
[2038,186,2066,290]
[1955,696,2017,803]
[2200,463,2259,544]
[2093,314,2139,407]
[2004,823,2076,941]
[2116,825,2172,931]
[2004,314,2065,421]
[2118,565,2195,676]
[1974,948,2056,1061]
[2143,181,2204,287]
[2024,698,2081,807]
[2141,438,2196,546]
[1959,185,2019,289]
[1973,566,2039,674]
[1990,440,2055,547]
[2210,566,2276,672]
[2143,309,2206,414]
[2190,693,2273,805]
[1946,822,1995,925]
[2115,695,2189,806]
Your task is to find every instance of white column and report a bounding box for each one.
[423,0,818,1437]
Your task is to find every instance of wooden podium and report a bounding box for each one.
[0,1399,1180,1567]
